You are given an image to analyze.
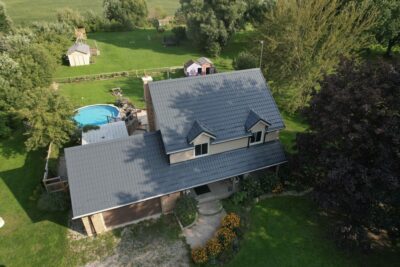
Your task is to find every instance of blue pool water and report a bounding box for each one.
[74,105,120,126]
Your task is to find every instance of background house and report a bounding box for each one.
[184,57,216,76]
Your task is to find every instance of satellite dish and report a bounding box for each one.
[0,217,4,228]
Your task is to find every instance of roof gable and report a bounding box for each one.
[187,120,216,144]
[149,69,285,154]
[245,109,271,131]
[67,43,90,55]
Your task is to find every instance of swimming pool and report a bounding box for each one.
[74,104,120,126]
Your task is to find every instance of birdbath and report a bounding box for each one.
[0,217,4,228]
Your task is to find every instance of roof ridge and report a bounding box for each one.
[149,68,262,88]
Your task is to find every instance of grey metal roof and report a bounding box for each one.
[65,131,286,218]
[245,109,271,131]
[67,43,90,55]
[197,57,213,65]
[82,121,128,145]
[149,69,285,154]
[187,120,216,143]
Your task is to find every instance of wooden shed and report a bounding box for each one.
[67,43,91,67]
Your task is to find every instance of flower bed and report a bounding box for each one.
[191,212,241,265]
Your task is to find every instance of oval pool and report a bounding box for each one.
[74,104,120,126]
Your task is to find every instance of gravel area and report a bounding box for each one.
[84,226,189,267]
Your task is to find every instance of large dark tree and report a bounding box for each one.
[103,0,148,30]
[295,59,400,249]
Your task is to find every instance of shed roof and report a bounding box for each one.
[65,131,286,218]
[82,121,128,145]
[67,43,90,55]
[197,57,213,65]
[149,69,285,154]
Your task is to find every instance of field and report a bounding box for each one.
[3,0,180,24]
[55,29,252,78]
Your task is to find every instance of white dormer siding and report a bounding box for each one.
[249,122,267,145]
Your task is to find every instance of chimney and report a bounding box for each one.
[142,76,156,132]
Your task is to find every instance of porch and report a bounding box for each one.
[190,177,240,204]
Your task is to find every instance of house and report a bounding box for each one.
[67,43,91,67]
[184,57,216,76]
[64,69,286,236]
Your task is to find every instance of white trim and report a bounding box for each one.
[249,130,264,146]
[72,160,287,219]
[189,132,216,145]
[193,142,209,157]
[249,120,270,131]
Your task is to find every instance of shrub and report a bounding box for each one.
[259,173,280,193]
[233,51,258,70]
[221,213,240,230]
[172,26,187,41]
[231,191,247,205]
[240,176,263,199]
[191,247,208,264]
[217,227,236,250]
[206,42,221,57]
[175,194,198,227]
[206,237,222,258]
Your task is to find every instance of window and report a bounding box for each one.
[250,131,262,144]
[195,143,208,156]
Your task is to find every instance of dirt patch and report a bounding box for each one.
[85,226,189,267]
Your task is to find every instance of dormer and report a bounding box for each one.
[245,110,271,145]
[187,120,216,157]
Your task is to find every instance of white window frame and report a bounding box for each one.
[194,142,209,157]
[249,130,263,145]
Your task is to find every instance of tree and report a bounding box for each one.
[233,51,258,70]
[258,0,378,111]
[373,0,400,57]
[103,0,148,29]
[20,88,76,151]
[295,59,400,249]
[179,0,247,56]
[56,8,85,28]
[0,1,13,33]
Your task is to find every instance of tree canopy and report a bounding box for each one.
[0,1,13,33]
[295,59,400,249]
[258,0,378,111]
[103,0,148,30]
[179,0,247,56]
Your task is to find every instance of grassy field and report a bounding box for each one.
[3,0,180,24]
[226,197,400,267]
[55,29,252,78]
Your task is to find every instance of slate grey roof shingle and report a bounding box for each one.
[65,131,286,219]
[244,109,271,131]
[67,43,90,55]
[149,69,285,154]
[187,120,216,143]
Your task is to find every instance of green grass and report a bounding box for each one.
[59,76,146,109]
[226,197,400,267]
[3,0,180,24]
[55,29,254,78]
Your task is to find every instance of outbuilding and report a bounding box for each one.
[67,43,91,67]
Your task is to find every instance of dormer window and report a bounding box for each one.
[250,131,262,144]
[195,143,208,156]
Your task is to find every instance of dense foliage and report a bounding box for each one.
[259,0,378,111]
[233,51,258,70]
[103,0,148,30]
[0,4,76,150]
[374,0,400,56]
[295,59,400,249]
[179,0,247,56]
[175,194,198,227]
[0,1,12,33]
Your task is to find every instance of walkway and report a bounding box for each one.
[183,200,225,248]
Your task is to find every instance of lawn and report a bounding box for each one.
[58,76,146,109]
[55,29,254,78]
[3,0,180,24]
[226,197,400,267]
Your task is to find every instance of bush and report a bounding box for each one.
[191,247,208,264]
[231,191,247,205]
[233,51,258,70]
[240,176,263,199]
[37,191,70,212]
[217,227,236,250]
[206,42,222,57]
[259,173,280,193]
[206,237,222,258]
[221,213,240,230]
[175,194,198,227]
[172,26,187,41]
